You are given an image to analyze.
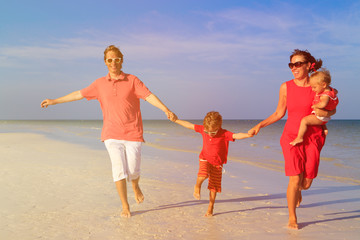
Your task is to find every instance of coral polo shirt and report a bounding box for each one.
[194,125,235,166]
[80,72,152,142]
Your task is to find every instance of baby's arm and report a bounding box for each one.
[312,95,330,109]
[174,119,195,130]
[233,132,253,140]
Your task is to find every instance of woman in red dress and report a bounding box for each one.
[248,49,335,229]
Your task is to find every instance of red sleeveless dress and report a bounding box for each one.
[280,80,326,178]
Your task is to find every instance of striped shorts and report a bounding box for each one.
[198,159,223,193]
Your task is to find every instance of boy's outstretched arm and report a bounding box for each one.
[174,119,195,130]
[233,132,253,140]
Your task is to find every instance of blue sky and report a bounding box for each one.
[1,0,359,120]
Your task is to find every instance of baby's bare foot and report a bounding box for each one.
[290,138,303,146]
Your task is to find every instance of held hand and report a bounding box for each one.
[166,111,178,122]
[40,99,55,108]
[248,125,260,136]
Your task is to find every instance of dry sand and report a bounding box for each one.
[1,133,359,240]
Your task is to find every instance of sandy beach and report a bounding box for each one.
[1,132,359,240]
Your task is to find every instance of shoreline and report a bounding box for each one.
[1,132,359,239]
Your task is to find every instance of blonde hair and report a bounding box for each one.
[104,45,123,61]
[203,111,222,130]
[310,68,332,86]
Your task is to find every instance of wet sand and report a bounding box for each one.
[1,133,359,239]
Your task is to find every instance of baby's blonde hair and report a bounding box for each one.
[310,68,332,85]
[203,111,222,130]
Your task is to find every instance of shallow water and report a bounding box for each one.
[1,119,359,185]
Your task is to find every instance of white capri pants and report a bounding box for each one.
[104,139,142,182]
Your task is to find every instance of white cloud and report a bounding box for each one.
[1,2,359,119]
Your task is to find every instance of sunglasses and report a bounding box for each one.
[288,61,307,69]
[106,58,122,64]
[204,130,218,135]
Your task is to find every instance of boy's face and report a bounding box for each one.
[204,126,219,137]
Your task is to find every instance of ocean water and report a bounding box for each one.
[0,120,359,185]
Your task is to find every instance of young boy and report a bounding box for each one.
[171,111,252,216]
[290,69,338,146]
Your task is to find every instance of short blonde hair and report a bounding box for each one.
[104,45,123,61]
[203,111,222,130]
[310,68,332,85]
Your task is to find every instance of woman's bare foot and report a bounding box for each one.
[288,217,298,229]
[204,211,213,217]
[288,221,299,229]
[290,137,303,146]
[296,191,302,207]
[193,185,201,200]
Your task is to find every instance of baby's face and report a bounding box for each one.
[310,76,326,94]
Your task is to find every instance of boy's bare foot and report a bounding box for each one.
[290,137,303,146]
[296,191,302,207]
[205,206,214,217]
[121,207,131,218]
[134,186,144,204]
[193,185,201,200]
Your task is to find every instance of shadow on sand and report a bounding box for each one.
[132,185,360,229]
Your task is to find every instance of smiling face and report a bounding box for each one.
[289,55,311,80]
[105,50,123,76]
[203,111,222,137]
[204,125,219,137]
